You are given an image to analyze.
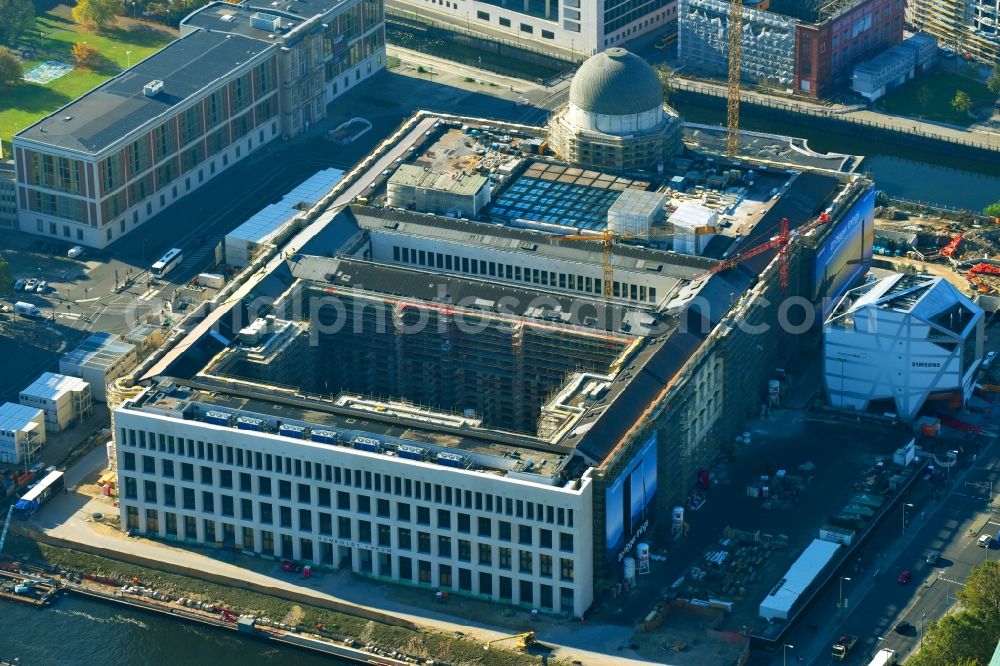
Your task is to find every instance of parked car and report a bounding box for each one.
[897,569,912,584]
[926,550,941,565]
[894,620,913,635]
[984,351,997,369]
[280,560,301,573]
[23,278,38,292]
[67,245,85,259]
[13,279,24,291]
[35,280,47,294]
[978,534,993,548]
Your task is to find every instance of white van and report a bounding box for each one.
[978,534,993,548]
[14,301,41,317]
[67,245,85,259]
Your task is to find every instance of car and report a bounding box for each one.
[927,550,941,565]
[35,280,47,294]
[67,246,85,259]
[23,278,38,292]
[897,569,912,584]
[978,534,993,548]
[984,351,997,369]
[894,620,913,635]
[280,560,301,573]
[13,279,24,291]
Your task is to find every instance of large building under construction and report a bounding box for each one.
[908,0,999,64]
[110,92,875,615]
[679,0,905,96]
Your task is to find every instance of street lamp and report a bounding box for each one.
[838,576,851,616]
[783,644,794,666]
[902,502,914,537]
[126,50,132,68]
[921,612,927,647]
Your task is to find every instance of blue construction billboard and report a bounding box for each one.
[605,432,658,565]
[814,186,875,315]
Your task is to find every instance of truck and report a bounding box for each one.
[13,470,64,520]
[14,301,41,317]
[868,648,897,666]
[831,635,858,660]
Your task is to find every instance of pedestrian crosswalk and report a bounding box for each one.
[181,236,220,269]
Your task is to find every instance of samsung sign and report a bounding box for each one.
[912,361,942,368]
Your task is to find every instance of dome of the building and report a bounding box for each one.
[568,48,664,116]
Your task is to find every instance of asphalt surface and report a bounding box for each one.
[753,430,1000,666]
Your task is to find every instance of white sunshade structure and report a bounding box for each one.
[824,273,984,421]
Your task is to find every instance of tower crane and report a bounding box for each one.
[696,212,831,291]
[555,227,676,300]
[726,0,744,157]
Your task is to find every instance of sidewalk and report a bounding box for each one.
[671,76,1000,153]
[30,452,655,666]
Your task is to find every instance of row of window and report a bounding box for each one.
[391,244,658,302]
[123,505,576,611]
[120,432,575,526]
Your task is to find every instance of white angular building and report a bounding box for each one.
[0,403,46,465]
[824,274,984,420]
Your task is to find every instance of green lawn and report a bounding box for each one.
[0,7,174,152]
[878,69,994,127]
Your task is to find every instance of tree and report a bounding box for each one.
[960,560,1000,620]
[917,84,932,110]
[907,611,996,666]
[988,64,1000,96]
[951,89,973,114]
[0,46,21,87]
[0,256,11,298]
[654,63,675,103]
[985,201,1000,217]
[0,0,33,47]
[71,0,124,30]
[71,41,100,68]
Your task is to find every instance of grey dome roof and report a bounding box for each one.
[568,48,664,116]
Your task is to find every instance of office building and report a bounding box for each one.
[909,0,999,65]
[13,0,385,248]
[679,0,905,96]
[60,332,139,402]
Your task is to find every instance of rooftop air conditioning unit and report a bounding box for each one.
[143,80,164,97]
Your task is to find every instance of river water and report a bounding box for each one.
[674,101,1000,212]
[0,595,348,666]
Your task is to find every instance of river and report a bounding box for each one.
[0,595,349,666]
[674,101,1000,212]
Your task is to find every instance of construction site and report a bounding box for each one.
[678,0,906,96]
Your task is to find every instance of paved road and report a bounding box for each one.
[758,432,1000,666]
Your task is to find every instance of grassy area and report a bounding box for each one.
[878,69,994,127]
[0,7,174,150]
[4,536,544,666]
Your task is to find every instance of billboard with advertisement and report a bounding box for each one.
[814,187,875,315]
[605,432,658,565]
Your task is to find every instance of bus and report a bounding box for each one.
[151,248,183,278]
[14,470,64,520]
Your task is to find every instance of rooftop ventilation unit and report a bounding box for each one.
[251,12,282,31]
[143,80,164,97]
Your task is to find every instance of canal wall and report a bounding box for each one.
[30,530,417,632]
[669,83,1000,167]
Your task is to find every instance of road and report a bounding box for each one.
[760,430,1000,666]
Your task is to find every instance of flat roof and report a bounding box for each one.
[228,168,345,244]
[16,30,274,154]
[19,372,89,401]
[389,165,488,197]
[291,256,660,335]
[760,538,841,619]
[61,332,136,372]
[127,381,569,477]
[0,403,43,432]
[181,0,354,40]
